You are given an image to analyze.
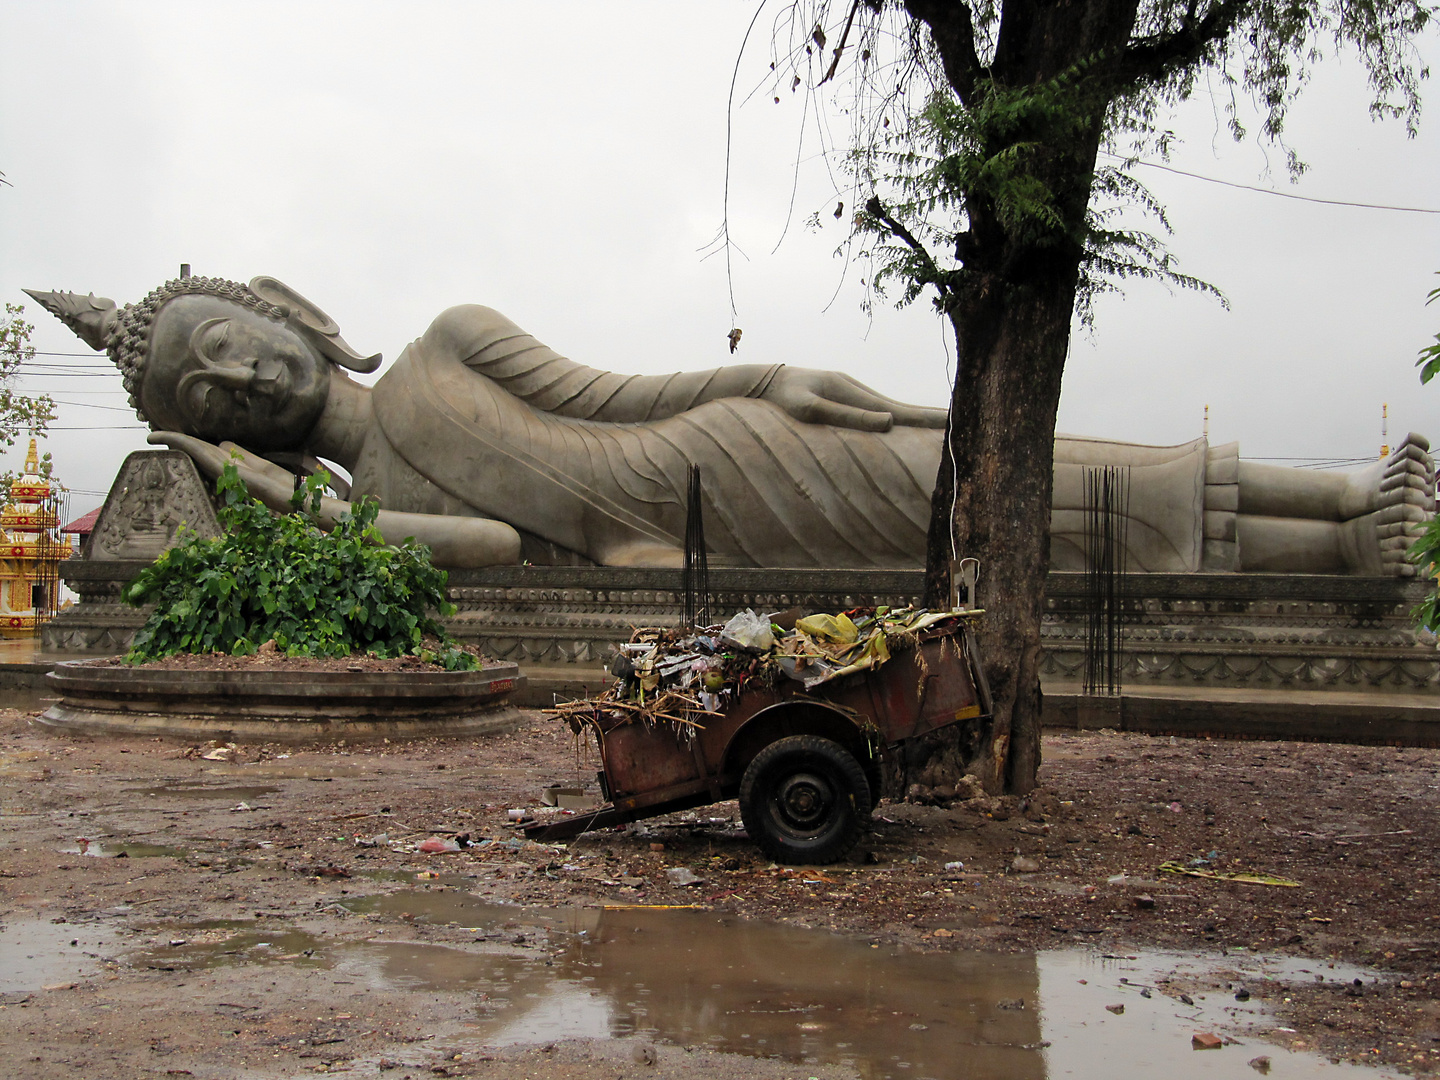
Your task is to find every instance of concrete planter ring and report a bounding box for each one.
[40,660,526,743]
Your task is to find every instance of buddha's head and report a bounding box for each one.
[26,275,381,453]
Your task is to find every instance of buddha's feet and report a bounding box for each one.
[1341,433,1435,576]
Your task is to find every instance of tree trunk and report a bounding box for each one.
[916,274,1075,795]
[904,0,1140,795]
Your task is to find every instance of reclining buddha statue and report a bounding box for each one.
[27,274,1434,575]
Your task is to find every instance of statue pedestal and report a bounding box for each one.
[41,561,1440,745]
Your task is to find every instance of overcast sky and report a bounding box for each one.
[2,2,1438,521]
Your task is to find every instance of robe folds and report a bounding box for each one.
[350,305,1210,570]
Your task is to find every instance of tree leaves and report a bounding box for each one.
[123,463,476,670]
[0,302,57,454]
[1416,275,1440,386]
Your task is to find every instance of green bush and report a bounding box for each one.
[122,462,477,670]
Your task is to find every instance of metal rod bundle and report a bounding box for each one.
[682,464,710,630]
[1082,465,1130,695]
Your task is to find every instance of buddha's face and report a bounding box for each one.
[141,295,331,451]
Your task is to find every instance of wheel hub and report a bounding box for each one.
[775,771,833,830]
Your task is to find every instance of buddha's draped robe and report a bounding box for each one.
[350,305,1212,569]
[353,306,937,567]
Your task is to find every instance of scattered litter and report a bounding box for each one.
[506,809,527,822]
[230,802,254,813]
[1105,1003,1125,1015]
[943,861,965,872]
[1159,861,1300,887]
[665,867,703,886]
[202,743,240,762]
[418,837,461,854]
[353,833,388,848]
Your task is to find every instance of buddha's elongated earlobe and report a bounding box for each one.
[248,276,382,373]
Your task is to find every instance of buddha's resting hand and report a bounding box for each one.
[148,432,299,513]
[761,367,948,431]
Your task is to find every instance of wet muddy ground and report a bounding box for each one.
[2,705,1438,1079]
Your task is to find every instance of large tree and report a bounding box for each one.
[763,0,1432,793]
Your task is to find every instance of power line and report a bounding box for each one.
[1103,153,1440,214]
[50,400,135,412]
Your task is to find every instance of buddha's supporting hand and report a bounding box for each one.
[148,432,521,568]
[1338,433,1435,576]
[760,367,949,431]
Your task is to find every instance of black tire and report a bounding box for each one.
[738,735,871,865]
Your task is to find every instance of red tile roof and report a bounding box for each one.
[61,506,102,535]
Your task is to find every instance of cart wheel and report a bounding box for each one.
[738,735,871,865]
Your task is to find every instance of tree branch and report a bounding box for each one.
[1117,0,1252,84]
[904,0,984,104]
[818,0,863,87]
[865,194,951,295]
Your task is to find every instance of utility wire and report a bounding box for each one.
[1103,153,1440,214]
[49,400,134,412]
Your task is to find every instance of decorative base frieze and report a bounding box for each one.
[50,563,1439,696]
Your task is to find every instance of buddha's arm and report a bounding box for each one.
[424,304,946,431]
[147,434,521,568]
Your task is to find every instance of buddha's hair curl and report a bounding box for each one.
[107,277,287,417]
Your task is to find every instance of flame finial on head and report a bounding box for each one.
[22,289,118,352]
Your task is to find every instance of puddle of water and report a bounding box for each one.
[127,925,330,972]
[341,888,566,932]
[0,918,116,992]
[123,784,279,801]
[205,764,369,780]
[58,841,187,858]
[1035,951,1388,1080]
[123,894,1397,1080]
[315,897,1394,1080]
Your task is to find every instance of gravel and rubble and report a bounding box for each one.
[2,704,1439,1078]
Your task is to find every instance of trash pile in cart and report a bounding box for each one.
[545,605,981,732]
